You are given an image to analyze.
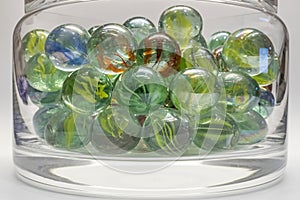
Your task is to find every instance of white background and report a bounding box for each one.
[1,0,300,199]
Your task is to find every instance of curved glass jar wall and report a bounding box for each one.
[13,0,289,198]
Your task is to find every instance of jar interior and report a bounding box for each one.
[13,0,288,159]
[12,0,289,197]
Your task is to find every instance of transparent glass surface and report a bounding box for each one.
[13,0,289,198]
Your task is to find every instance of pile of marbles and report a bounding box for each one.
[18,5,278,156]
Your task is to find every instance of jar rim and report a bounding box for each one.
[24,0,278,14]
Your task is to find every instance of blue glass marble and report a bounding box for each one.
[45,24,90,71]
[33,104,63,138]
[159,5,203,48]
[135,32,181,78]
[230,110,268,145]
[123,17,157,44]
[253,88,275,118]
[87,23,137,75]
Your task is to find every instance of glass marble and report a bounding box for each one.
[88,25,100,35]
[253,88,275,118]
[142,108,193,155]
[158,5,203,48]
[123,17,157,44]
[62,66,113,115]
[212,46,228,72]
[24,53,69,92]
[44,108,91,150]
[193,109,240,150]
[33,104,63,138]
[113,66,168,116]
[87,23,137,75]
[21,29,49,62]
[230,110,268,145]
[91,106,140,154]
[192,34,208,49]
[220,72,260,113]
[27,85,61,107]
[45,24,90,71]
[170,68,219,115]
[222,28,275,76]
[207,31,231,51]
[252,53,280,86]
[181,44,218,75]
[135,32,181,78]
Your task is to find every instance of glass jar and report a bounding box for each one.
[13,0,289,198]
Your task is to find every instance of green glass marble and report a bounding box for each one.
[252,53,280,86]
[88,25,100,35]
[142,108,193,155]
[135,32,181,79]
[170,68,219,115]
[28,85,61,107]
[24,53,69,92]
[193,109,240,150]
[181,44,218,75]
[113,66,168,116]
[192,34,208,49]
[253,88,275,118]
[44,108,91,150]
[230,110,268,145]
[158,5,203,48]
[207,31,231,51]
[62,66,113,115]
[220,72,260,113]
[91,106,140,154]
[21,29,49,62]
[222,28,275,76]
[87,23,137,75]
[33,104,63,138]
[123,17,157,44]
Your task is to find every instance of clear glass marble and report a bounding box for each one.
[13,0,288,198]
